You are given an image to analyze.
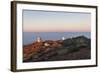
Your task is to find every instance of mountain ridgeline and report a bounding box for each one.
[23,36,91,62]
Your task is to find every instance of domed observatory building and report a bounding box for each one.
[36,36,42,43]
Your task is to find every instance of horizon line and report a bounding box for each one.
[23,31,91,32]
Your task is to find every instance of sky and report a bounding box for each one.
[23,10,91,32]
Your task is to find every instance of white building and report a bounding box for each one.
[62,37,65,40]
[36,36,42,43]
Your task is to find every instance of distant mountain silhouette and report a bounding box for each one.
[23,35,91,62]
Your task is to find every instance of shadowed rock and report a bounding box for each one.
[23,35,91,62]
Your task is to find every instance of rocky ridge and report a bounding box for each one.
[23,36,91,62]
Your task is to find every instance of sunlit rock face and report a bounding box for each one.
[23,36,91,62]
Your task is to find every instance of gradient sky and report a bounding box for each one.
[23,10,91,32]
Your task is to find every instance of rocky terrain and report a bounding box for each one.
[23,36,91,62]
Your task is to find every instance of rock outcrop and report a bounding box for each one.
[23,36,91,62]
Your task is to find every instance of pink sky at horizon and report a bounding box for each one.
[23,10,91,32]
[23,25,90,32]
